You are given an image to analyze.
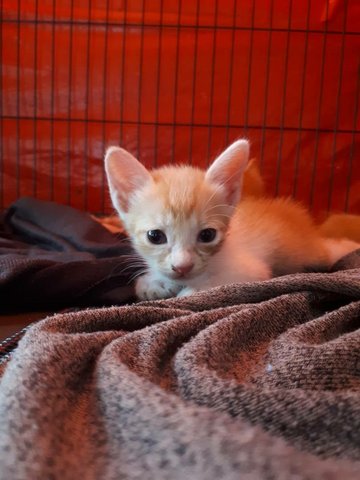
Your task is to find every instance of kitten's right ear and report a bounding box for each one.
[104,146,151,215]
[205,139,250,206]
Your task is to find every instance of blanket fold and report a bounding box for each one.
[0,197,138,310]
[0,260,359,479]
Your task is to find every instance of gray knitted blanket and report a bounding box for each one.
[0,252,359,479]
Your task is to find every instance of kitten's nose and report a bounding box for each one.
[171,263,194,276]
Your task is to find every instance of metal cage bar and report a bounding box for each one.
[0,0,359,216]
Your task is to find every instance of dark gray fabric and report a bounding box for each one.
[0,197,138,311]
[0,255,359,479]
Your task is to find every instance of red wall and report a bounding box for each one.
[1,0,359,217]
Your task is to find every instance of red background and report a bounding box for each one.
[1,0,359,218]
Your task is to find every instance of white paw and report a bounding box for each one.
[176,287,197,297]
[135,273,182,300]
[323,238,360,265]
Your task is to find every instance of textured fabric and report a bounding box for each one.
[0,252,359,479]
[0,197,138,311]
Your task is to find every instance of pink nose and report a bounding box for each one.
[171,263,194,276]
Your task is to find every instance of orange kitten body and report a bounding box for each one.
[242,158,266,199]
[319,213,360,243]
[105,140,359,300]
[230,198,329,276]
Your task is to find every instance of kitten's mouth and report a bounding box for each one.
[168,271,198,281]
[172,273,187,280]
[169,272,187,280]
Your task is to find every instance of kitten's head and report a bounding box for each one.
[105,140,250,282]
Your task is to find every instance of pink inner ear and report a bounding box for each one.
[205,140,249,206]
[206,166,243,206]
[222,177,244,206]
[105,146,151,215]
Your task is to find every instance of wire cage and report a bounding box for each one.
[1,0,359,218]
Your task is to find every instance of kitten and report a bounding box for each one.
[105,139,359,300]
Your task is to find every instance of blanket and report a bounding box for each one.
[0,197,138,311]
[1,198,360,478]
[0,253,360,478]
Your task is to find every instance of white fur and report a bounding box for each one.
[323,238,360,265]
[135,271,183,300]
[137,221,274,299]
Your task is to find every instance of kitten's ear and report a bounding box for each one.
[205,139,250,205]
[104,146,152,215]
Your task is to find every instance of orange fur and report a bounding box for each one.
[232,197,329,276]
[97,156,265,235]
[104,140,360,300]
[319,213,360,243]
[242,158,266,199]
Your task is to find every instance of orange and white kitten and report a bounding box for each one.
[105,140,359,300]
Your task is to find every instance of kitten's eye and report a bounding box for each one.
[147,230,167,245]
[198,228,217,243]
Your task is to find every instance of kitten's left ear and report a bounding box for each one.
[205,139,250,205]
[104,146,152,217]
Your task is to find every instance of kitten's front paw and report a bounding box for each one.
[135,274,181,300]
[176,287,197,297]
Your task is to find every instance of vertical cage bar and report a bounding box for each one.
[225,0,237,147]
[309,0,329,208]
[206,0,219,163]
[154,0,164,166]
[16,0,21,198]
[66,0,75,205]
[243,0,256,134]
[50,0,56,200]
[275,0,293,195]
[327,0,349,212]
[260,0,274,168]
[188,0,200,165]
[101,0,111,213]
[345,64,360,212]
[293,0,311,198]
[33,0,39,198]
[136,0,146,160]
[0,0,3,209]
[171,0,182,164]
[84,0,92,211]
[0,0,358,214]
[119,0,127,146]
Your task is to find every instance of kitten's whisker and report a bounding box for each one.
[203,205,235,219]
[204,204,233,214]
[103,260,147,281]
[202,182,226,212]
[128,268,148,284]
[115,256,146,265]
[203,164,247,212]
[203,161,246,209]
[129,269,147,281]
[116,264,146,275]
[104,233,132,245]
[114,257,145,265]
[205,204,233,209]
[116,258,145,266]
[208,213,232,220]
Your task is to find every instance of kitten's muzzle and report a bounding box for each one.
[171,263,194,278]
